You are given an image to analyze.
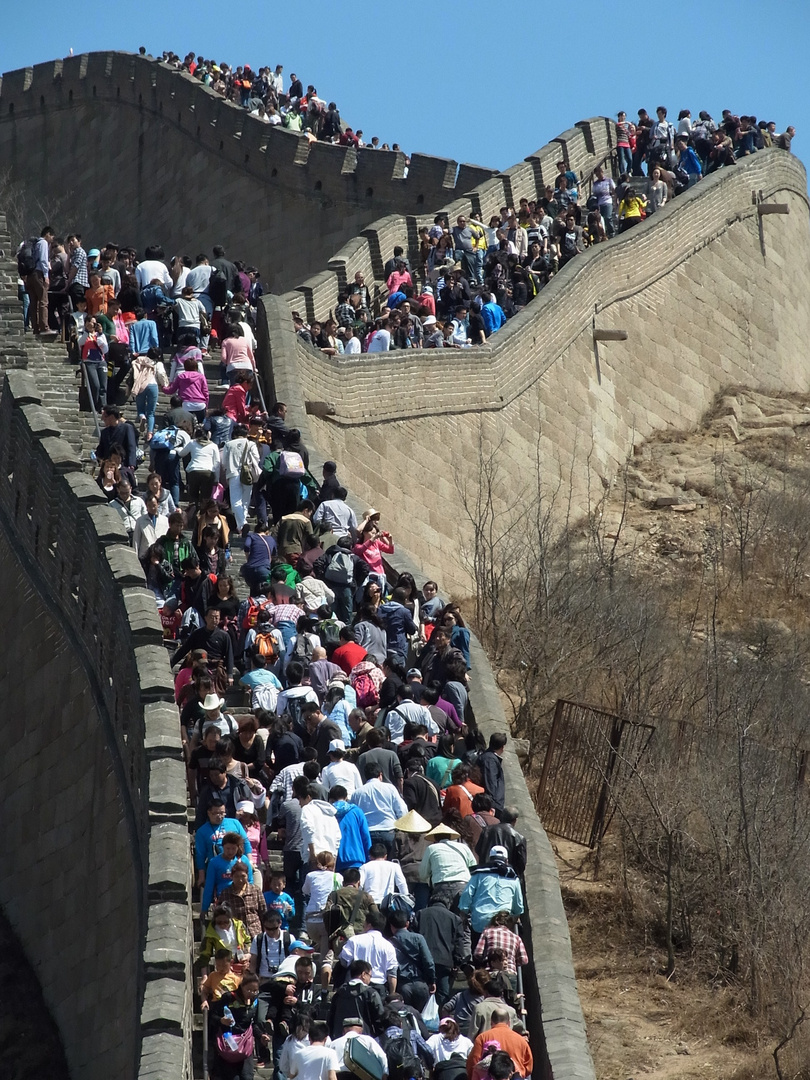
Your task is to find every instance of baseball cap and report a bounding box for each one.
[490,845,509,861]
[328,739,346,754]
[236,800,256,816]
[290,939,315,952]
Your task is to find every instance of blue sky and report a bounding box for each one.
[1,0,808,173]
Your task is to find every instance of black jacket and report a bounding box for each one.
[96,420,138,468]
[478,750,505,810]
[328,979,386,1039]
[411,903,467,969]
[475,823,527,876]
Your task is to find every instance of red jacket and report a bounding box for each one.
[222,383,248,423]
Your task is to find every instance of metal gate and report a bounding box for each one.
[537,699,655,847]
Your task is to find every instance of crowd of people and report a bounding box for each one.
[147,46,401,155]
[14,221,536,1079]
[291,105,796,356]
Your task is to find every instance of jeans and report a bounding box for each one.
[20,287,30,329]
[136,382,159,435]
[616,145,632,175]
[330,584,354,624]
[412,881,431,912]
[84,361,108,412]
[599,203,616,238]
[229,475,253,530]
[434,965,454,1008]
[241,563,272,595]
[369,830,395,857]
[473,249,484,285]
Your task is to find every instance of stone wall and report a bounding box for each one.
[264,150,810,595]
[0,366,192,1079]
[0,52,613,294]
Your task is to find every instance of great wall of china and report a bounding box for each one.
[0,50,808,1080]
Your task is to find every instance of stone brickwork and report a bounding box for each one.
[264,150,810,595]
[0,367,192,1079]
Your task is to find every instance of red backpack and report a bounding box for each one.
[242,595,271,631]
[353,671,379,708]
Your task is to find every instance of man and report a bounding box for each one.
[302,703,344,767]
[476,807,527,875]
[24,225,55,337]
[313,487,357,539]
[359,842,410,904]
[467,1010,533,1078]
[378,588,418,662]
[286,1020,339,1080]
[332,627,368,675]
[330,785,373,871]
[675,137,703,187]
[66,233,90,307]
[338,910,398,996]
[348,708,374,755]
[350,767,408,856]
[330,1017,389,1080]
[195,756,253,827]
[279,785,305,896]
[132,493,169,561]
[194,799,251,886]
[95,404,138,472]
[478,734,507,814]
[135,244,172,290]
[110,478,147,540]
[419,823,476,904]
[277,500,317,566]
[328,959,386,1039]
[451,215,477,282]
[173,608,235,685]
[295,776,342,868]
[458,846,524,935]
[442,765,484,819]
[276,662,319,724]
[357,729,403,788]
[387,685,438,745]
[388,909,435,1010]
[322,741,363,796]
[778,125,796,152]
[411,896,467,1006]
[649,105,676,163]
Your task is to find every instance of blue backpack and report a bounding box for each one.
[150,426,180,452]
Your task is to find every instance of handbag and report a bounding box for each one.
[216,1025,255,1063]
[239,440,256,486]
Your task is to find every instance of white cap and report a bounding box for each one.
[489,845,509,861]
[236,800,256,816]
[328,739,346,754]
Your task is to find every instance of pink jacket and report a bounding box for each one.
[165,369,209,405]
[353,535,394,574]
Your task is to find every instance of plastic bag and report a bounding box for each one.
[421,993,439,1032]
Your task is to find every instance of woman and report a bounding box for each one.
[222,424,260,535]
[427,1017,474,1063]
[353,520,394,596]
[164,355,209,419]
[210,574,240,651]
[615,111,634,175]
[199,903,251,967]
[195,498,231,554]
[441,606,471,670]
[441,969,488,1027]
[360,580,383,612]
[174,287,207,344]
[352,603,388,665]
[222,373,254,426]
[426,733,462,790]
[218,858,267,939]
[202,835,255,916]
[240,523,275,595]
[145,471,177,516]
[175,648,209,705]
[169,333,204,381]
[221,323,256,385]
[132,351,169,440]
[617,187,647,232]
[302,851,342,988]
[179,428,222,505]
[78,315,109,413]
[199,525,228,577]
[232,715,267,783]
[473,913,528,991]
[648,167,668,214]
[145,540,174,604]
[97,446,124,501]
[442,655,469,723]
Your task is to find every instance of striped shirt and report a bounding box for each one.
[70,245,90,288]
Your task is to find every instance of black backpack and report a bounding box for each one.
[432,1057,468,1080]
[383,1013,423,1080]
[208,266,228,308]
[17,237,38,277]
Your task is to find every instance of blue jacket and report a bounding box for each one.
[679,146,703,176]
[202,853,254,913]
[195,817,252,872]
[378,601,418,660]
[333,800,372,871]
[458,863,524,933]
[481,302,506,337]
[129,318,160,355]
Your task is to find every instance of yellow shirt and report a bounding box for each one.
[619,197,646,220]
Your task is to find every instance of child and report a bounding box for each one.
[263,871,295,930]
[200,947,241,1007]
[236,800,268,892]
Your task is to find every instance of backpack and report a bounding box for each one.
[431,1057,468,1080]
[241,595,272,631]
[150,426,180,452]
[317,619,341,650]
[251,683,280,713]
[325,550,354,587]
[283,692,308,727]
[208,266,228,307]
[255,631,279,659]
[353,671,379,709]
[278,450,305,477]
[379,892,415,917]
[293,633,316,663]
[383,1013,423,1080]
[17,237,38,277]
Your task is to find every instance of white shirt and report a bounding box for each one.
[303,868,343,914]
[312,499,358,539]
[367,329,391,353]
[321,760,363,797]
[359,859,410,904]
[178,439,221,473]
[427,1033,474,1063]
[250,930,288,977]
[186,264,213,296]
[222,436,260,481]
[344,336,361,355]
[172,266,190,296]
[175,296,205,327]
[288,1043,340,1080]
[339,929,398,985]
[386,702,438,743]
[300,800,342,859]
[350,779,408,832]
[330,1033,388,1074]
[132,511,169,559]
[276,685,319,718]
[135,259,172,290]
